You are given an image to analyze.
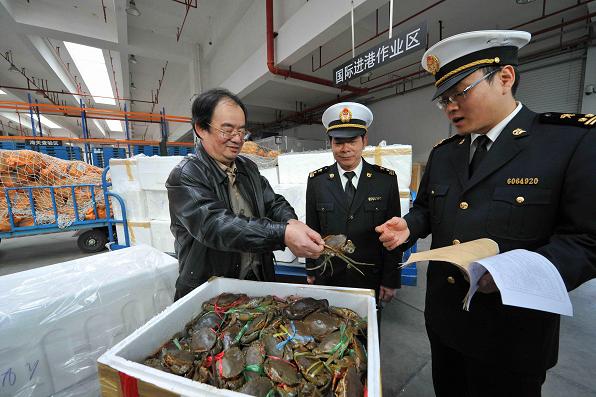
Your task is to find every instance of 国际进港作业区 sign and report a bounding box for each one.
[333,22,427,86]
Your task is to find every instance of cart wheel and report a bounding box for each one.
[77,229,108,253]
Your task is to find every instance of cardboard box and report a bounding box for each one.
[98,278,380,396]
[410,162,424,193]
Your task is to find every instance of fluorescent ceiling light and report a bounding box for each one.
[93,119,107,137]
[0,89,6,95]
[0,112,63,129]
[39,115,62,129]
[64,42,116,105]
[105,119,123,132]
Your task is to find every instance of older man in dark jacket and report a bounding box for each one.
[167,89,324,299]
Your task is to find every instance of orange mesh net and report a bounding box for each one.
[0,149,110,232]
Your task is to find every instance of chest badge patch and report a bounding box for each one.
[368,196,382,202]
[512,128,526,136]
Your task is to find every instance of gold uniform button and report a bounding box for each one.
[447,276,456,284]
[516,196,525,204]
[459,202,469,210]
[452,239,461,245]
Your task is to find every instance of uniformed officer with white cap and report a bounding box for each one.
[305,102,402,309]
[375,30,596,396]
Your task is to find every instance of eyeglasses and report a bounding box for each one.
[207,122,250,140]
[435,69,499,110]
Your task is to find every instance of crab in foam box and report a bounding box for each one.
[97,277,381,396]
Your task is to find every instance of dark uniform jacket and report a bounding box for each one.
[166,142,296,293]
[306,159,402,292]
[404,106,596,373]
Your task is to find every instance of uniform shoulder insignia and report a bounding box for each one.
[433,134,461,148]
[371,164,396,176]
[309,166,330,178]
[540,112,596,128]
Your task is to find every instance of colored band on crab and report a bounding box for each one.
[275,321,314,350]
[233,319,253,344]
[244,364,264,374]
[172,338,182,350]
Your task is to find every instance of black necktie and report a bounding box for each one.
[344,171,356,206]
[469,135,490,177]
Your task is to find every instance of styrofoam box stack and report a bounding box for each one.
[271,183,306,263]
[109,158,148,222]
[0,245,178,397]
[98,278,381,397]
[110,156,183,253]
[259,165,279,186]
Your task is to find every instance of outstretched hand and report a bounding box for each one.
[284,219,325,259]
[375,217,410,251]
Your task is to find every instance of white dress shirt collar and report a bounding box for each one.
[338,158,364,190]
[471,101,523,150]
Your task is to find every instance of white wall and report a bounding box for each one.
[368,85,451,163]
[284,85,450,163]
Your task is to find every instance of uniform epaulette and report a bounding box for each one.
[371,164,396,176]
[309,166,330,178]
[433,134,461,148]
[540,112,596,128]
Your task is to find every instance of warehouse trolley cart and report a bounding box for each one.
[0,167,130,253]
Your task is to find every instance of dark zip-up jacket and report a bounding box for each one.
[166,142,297,292]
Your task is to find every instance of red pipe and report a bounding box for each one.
[530,10,596,36]
[265,0,367,95]
[264,1,595,129]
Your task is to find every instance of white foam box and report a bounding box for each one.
[259,166,279,186]
[0,245,178,397]
[273,247,297,263]
[401,196,411,217]
[117,221,152,247]
[278,150,334,184]
[272,183,307,221]
[150,219,175,253]
[109,157,149,222]
[362,144,412,191]
[109,157,141,190]
[137,155,184,191]
[146,189,171,221]
[97,278,380,396]
[111,189,149,222]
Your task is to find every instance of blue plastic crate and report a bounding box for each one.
[0,142,17,150]
[133,145,160,156]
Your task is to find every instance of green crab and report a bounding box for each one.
[306,234,374,277]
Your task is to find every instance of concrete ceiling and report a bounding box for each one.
[0,0,594,141]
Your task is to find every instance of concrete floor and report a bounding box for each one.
[1,232,595,396]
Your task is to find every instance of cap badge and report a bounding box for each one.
[339,107,352,123]
[426,54,440,75]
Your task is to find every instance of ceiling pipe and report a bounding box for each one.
[261,25,594,133]
[510,0,596,29]
[266,0,367,95]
